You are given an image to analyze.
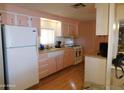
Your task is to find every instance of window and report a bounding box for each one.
[40,29,55,45]
[40,18,61,45]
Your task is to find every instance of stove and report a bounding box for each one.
[64,44,83,64]
[72,45,83,65]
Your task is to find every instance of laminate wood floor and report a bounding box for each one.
[29,62,84,90]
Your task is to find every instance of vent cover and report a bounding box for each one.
[72,3,86,9]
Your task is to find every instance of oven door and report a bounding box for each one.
[74,48,83,65]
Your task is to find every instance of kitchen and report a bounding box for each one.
[0,3,123,90]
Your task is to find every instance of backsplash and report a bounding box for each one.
[38,36,74,49]
[55,37,74,46]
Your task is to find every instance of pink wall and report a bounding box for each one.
[0,4,79,24]
[75,21,108,55]
[0,3,79,37]
[0,4,108,55]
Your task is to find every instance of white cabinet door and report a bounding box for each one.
[116,4,124,20]
[85,56,106,85]
[96,4,109,35]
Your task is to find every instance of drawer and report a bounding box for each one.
[38,53,48,61]
[39,64,49,72]
[39,59,49,66]
[64,48,73,53]
[39,70,49,79]
[48,50,64,58]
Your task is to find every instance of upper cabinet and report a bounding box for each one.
[61,22,78,38]
[0,12,40,31]
[96,4,109,35]
[17,15,29,26]
[116,4,124,20]
[31,17,40,35]
[69,24,78,38]
[1,13,15,25]
[61,22,69,37]
[32,17,40,28]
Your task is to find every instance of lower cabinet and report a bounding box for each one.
[56,54,64,71]
[48,57,57,74]
[39,49,74,80]
[38,50,65,80]
[39,63,49,79]
[39,53,49,79]
[84,56,106,85]
[63,48,74,68]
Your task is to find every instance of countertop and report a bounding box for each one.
[39,47,73,54]
[85,54,107,59]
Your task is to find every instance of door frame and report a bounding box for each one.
[0,24,5,90]
[105,3,116,90]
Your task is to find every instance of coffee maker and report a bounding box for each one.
[55,41,61,48]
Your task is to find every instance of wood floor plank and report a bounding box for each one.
[29,62,84,90]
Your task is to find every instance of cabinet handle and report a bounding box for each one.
[0,14,2,23]
[19,19,21,25]
[11,18,14,24]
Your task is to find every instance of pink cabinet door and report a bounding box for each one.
[38,53,48,61]
[31,17,40,36]
[69,24,78,38]
[56,54,64,71]
[61,22,69,37]
[68,49,73,65]
[38,53,49,79]
[32,17,40,28]
[17,15,28,26]
[1,13,15,25]
[39,59,49,79]
[63,49,73,68]
[48,57,57,74]
[0,13,2,23]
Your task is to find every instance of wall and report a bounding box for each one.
[0,4,80,48]
[0,4,79,40]
[75,20,108,55]
[0,4,79,24]
[0,4,108,55]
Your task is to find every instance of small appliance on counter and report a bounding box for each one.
[97,42,108,57]
[39,44,45,50]
[55,41,61,48]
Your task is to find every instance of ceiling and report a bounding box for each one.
[17,3,96,21]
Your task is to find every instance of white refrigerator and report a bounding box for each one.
[2,25,39,90]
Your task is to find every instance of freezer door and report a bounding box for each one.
[5,46,39,89]
[0,25,4,90]
[3,25,37,48]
